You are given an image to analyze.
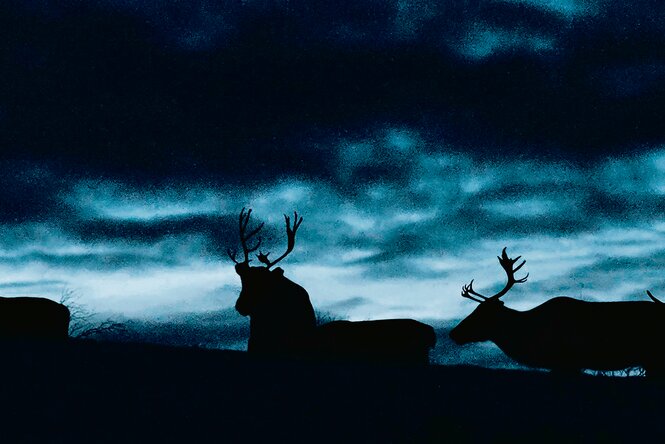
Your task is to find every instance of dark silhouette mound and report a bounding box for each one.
[0,296,70,340]
[228,208,436,363]
[4,340,665,443]
[450,248,665,376]
[315,319,436,364]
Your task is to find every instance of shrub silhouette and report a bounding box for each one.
[60,289,126,339]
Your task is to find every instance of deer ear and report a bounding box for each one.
[272,267,285,276]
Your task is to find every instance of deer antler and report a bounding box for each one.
[646,290,663,304]
[227,207,264,264]
[461,280,488,303]
[461,248,528,304]
[257,211,303,269]
[487,248,528,301]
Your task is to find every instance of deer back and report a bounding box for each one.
[315,319,436,364]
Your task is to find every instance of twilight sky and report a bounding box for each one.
[2,0,665,322]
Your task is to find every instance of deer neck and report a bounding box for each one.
[489,305,525,346]
[487,305,549,366]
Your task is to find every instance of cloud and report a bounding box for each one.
[3,0,665,185]
[319,296,371,314]
[531,237,665,303]
[0,279,65,289]
[68,181,227,221]
[456,24,556,60]
[0,161,69,223]
[0,250,178,270]
[0,137,663,316]
[63,216,232,246]
[498,0,596,18]
[53,143,665,268]
[591,62,665,98]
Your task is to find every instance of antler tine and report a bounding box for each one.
[242,223,264,261]
[257,251,272,265]
[647,290,663,304]
[461,280,488,303]
[245,221,265,240]
[246,236,262,254]
[262,210,304,268]
[488,247,528,301]
[286,211,303,248]
[513,259,526,273]
[514,272,529,284]
[461,291,484,303]
[230,207,266,264]
[292,211,303,230]
[237,207,250,262]
[227,248,239,264]
[239,207,249,231]
[465,280,488,299]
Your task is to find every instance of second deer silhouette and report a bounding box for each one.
[0,297,70,340]
[228,208,436,364]
[450,248,665,376]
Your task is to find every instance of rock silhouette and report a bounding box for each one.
[450,248,665,376]
[228,208,436,363]
[0,297,70,340]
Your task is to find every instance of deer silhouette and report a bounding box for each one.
[228,208,436,364]
[450,248,665,376]
[0,297,70,340]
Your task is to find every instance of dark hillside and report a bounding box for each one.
[0,340,662,443]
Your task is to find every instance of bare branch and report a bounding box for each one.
[59,288,126,339]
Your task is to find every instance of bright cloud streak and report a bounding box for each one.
[457,24,556,60]
[498,0,596,18]
[69,182,228,221]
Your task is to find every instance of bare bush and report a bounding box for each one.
[59,289,127,339]
[315,310,345,326]
[591,367,646,377]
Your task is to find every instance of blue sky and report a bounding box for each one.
[1,0,665,326]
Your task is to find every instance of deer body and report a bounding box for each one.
[454,297,665,373]
[228,208,436,364]
[0,297,70,340]
[451,249,665,375]
[236,266,316,354]
[316,319,436,364]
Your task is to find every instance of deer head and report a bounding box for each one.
[227,208,304,317]
[449,248,528,344]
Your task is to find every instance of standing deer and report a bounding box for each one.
[228,208,436,364]
[228,208,315,354]
[0,297,70,340]
[449,248,665,376]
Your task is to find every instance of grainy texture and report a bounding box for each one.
[0,340,661,443]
